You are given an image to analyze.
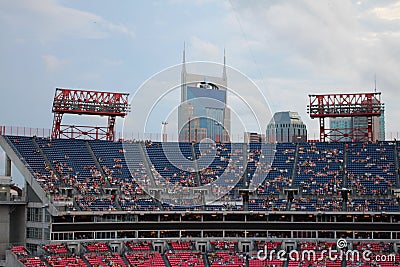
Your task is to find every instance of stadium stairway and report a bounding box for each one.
[203,252,211,267]
[85,140,112,188]
[162,253,172,267]
[138,142,157,188]
[32,136,81,198]
[80,255,92,267]
[238,143,249,211]
[72,197,80,211]
[282,143,299,211]
[290,143,300,184]
[342,145,349,212]
[238,143,249,189]
[121,253,131,267]
[137,142,164,210]
[31,137,62,185]
[114,195,123,210]
[242,194,249,211]
[394,141,400,187]
[39,255,51,267]
[285,198,292,211]
[190,143,202,187]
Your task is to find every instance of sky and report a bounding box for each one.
[1,0,400,181]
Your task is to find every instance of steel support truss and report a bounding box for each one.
[308,92,383,142]
[51,88,130,141]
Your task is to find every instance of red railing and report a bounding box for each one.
[0,127,247,142]
[0,126,52,137]
[1,125,398,142]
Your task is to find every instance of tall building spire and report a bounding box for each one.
[222,48,227,81]
[181,42,187,103]
[183,42,186,64]
[182,42,187,77]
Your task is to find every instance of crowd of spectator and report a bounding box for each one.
[248,197,287,211]
[346,197,399,212]
[347,142,396,196]
[75,195,116,211]
[7,135,400,214]
[256,143,295,195]
[10,239,400,267]
[295,143,344,196]
[208,251,245,267]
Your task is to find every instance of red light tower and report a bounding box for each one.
[51,88,130,141]
[308,92,384,142]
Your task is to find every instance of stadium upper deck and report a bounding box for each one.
[1,135,399,213]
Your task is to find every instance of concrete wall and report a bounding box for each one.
[9,205,26,246]
[0,206,10,261]
[0,204,26,262]
[5,250,25,267]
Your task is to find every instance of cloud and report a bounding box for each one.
[190,37,221,61]
[221,0,400,137]
[371,2,400,21]
[42,55,68,72]
[1,1,399,140]
[0,0,134,43]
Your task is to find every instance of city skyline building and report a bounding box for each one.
[329,111,385,142]
[178,48,230,142]
[266,111,307,143]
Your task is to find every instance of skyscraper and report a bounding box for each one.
[178,48,230,142]
[329,111,385,142]
[266,111,307,143]
[329,117,352,142]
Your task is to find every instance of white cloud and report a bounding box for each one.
[42,55,68,72]
[0,0,134,43]
[371,2,400,21]
[190,37,221,62]
[220,0,400,136]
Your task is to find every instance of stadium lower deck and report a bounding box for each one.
[2,135,400,266]
[8,240,400,267]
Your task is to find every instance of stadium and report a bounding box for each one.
[3,1,400,266]
[0,66,399,267]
